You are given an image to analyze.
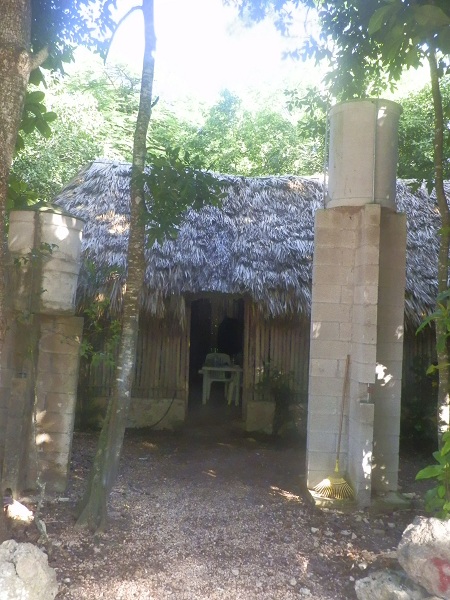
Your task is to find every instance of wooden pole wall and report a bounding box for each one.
[82,297,432,415]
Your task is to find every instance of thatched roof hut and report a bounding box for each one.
[55,159,442,329]
[53,159,445,430]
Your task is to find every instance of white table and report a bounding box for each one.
[198,365,243,406]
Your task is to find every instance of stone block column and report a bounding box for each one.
[372,210,407,492]
[34,315,84,491]
[306,204,406,506]
[347,205,380,503]
[0,319,18,474]
[307,207,358,486]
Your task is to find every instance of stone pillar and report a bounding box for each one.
[307,207,357,487]
[0,319,17,474]
[34,315,84,491]
[306,204,406,506]
[372,210,407,493]
[347,205,380,505]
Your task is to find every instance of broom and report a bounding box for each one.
[314,354,354,500]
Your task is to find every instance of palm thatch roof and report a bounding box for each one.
[54,160,443,327]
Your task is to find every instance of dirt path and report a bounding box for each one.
[13,412,429,600]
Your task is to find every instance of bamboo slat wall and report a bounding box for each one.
[81,293,434,418]
[242,299,310,410]
[132,310,190,400]
[84,307,190,402]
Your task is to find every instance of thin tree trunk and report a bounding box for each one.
[428,49,450,445]
[76,0,156,532]
[0,0,34,543]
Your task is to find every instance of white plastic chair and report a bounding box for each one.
[200,353,231,404]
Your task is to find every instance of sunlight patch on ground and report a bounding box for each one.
[217,442,234,449]
[270,486,302,503]
[202,469,217,478]
[139,442,159,450]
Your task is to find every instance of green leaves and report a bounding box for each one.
[416,464,445,480]
[6,175,39,211]
[416,289,450,344]
[15,87,58,152]
[368,3,399,36]
[416,431,450,519]
[141,146,227,245]
[412,5,450,29]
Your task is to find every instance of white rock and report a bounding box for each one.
[398,516,450,599]
[300,588,311,596]
[0,540,58,600]
[310,527,319,534]
[289,578,297,586]
[231,569,239,576]
[355,570,430,600]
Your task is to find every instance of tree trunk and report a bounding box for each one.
[76,0,156,532]
[428,50,450,445]
[0,0,34,543]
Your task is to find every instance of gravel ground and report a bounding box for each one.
[10,401,429,600]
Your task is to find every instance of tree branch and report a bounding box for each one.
[30,46,49,71]
[105,5,142,62]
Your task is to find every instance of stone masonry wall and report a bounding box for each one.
[0,319,17,477]
[307,206,358,488]
[347,205,380,505]
[35,315,83,492]
[307,204,406,506]
[372,210,407,492]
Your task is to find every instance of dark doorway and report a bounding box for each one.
[188,297,244,418]
[189,299,212,385]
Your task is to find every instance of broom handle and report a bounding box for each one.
[336,354,350,461]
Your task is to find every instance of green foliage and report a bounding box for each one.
[16,89,58,152]
[13,241,58,268]
[255,362,300,435]
[142,146,227,244]
[150,89,323,177]
[7,175,40,211]
[30,0,117,61]
[7,1,120,210]
[416,431,450,519]
[9,78,62,208]
[417,289,450,358]
[80,298,121,369]
[63,60,141,160]
[306,0,450,99]
[11,64,108,203]
[255,362,296,404]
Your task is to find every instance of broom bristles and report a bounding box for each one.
[313,464,354,500]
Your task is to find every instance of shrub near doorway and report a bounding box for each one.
[249,363,299,436]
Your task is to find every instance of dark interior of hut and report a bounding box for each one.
[188,297,244,423]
